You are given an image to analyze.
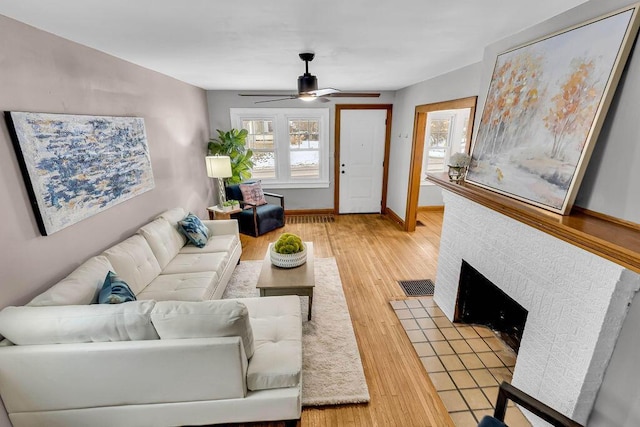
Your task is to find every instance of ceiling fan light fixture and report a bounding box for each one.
[238,52,380,103]
[298,73,318,94]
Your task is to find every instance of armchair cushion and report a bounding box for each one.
[477,416,507,427]
[232,205,283,237]
[239,181,267,206]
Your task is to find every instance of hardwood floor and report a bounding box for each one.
[233,212,453,427]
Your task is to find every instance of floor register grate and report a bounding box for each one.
[286,215,335,224]
[398,279,435,296]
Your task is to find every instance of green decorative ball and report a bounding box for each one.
[274,233,304,254]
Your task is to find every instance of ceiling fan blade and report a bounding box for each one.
[324,92,381,98]
[308,88,340,97]
[254,97,300,104]
[239,94,297,97]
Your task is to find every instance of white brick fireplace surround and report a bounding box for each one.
[434,190,640,426]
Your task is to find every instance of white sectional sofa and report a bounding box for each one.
[0,208,303,427]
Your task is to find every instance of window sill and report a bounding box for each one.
[261,181,330,190]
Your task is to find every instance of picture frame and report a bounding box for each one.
[5,111,155,235]
[466,4,640,214]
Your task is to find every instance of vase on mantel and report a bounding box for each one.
[448,165,467,183]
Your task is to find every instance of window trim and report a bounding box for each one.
[230,108,330,189]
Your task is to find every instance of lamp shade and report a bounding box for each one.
[205,156,232,178]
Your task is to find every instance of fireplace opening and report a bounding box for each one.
[455,260,528,353]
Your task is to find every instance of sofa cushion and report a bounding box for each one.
[178,213,209,248]
[163,252,227,275]
[27,256,114,306]
[138,217,186,269]
[157,207,187,224]
[180,234,239,255]
[235,296,302,391]
[152,300,254,358]
[137,271,220,301]
[0,301,158,345]
[98,272,136,304]
[102,235,162,295]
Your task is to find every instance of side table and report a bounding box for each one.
[207,206,242,220]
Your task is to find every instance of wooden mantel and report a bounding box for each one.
[427,172,640,274]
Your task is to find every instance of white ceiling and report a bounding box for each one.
[0,0,587,92]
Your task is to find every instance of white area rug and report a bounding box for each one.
[223,257,370,406]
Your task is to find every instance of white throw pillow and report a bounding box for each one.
[27,256,114,306]
[0,301,159,345]
[151,300,254,358]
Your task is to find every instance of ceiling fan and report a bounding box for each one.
[239,53,381,104]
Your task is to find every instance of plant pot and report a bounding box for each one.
[223,205,232,212]
[270,243,307,268]
[448,165,467,183]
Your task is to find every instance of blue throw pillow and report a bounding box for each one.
[98,271,136,304]
[178,213,209,248]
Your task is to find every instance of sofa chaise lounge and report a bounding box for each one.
[0,208,302,427]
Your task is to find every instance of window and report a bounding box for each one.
[243,119,275,179]
[231,108,330,188]
[422,108,471,178]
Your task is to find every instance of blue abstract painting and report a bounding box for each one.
[6,112,155,235]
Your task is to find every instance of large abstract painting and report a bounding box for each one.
[6,112,155,235]
[466,5,640,214]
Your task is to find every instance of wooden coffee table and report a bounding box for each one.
[256,242,315,320]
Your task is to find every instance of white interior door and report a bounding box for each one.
[339,109,387,213]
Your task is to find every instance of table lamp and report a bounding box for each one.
[205,155,232,208]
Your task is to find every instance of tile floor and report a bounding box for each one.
[391,297,531,427]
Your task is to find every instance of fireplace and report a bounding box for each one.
[456,260,528,353]
[433,190,640,426]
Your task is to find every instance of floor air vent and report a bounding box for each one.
[398,279,435,296]
[286,215,335,224]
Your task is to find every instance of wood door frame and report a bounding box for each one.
[405,96,477,231]
[334,104,393,215]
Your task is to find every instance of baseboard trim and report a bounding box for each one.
[285,209,335,216]
[417,206,444,212]
[385,208,405,228]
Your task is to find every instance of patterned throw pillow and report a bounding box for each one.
[239,181,267,206]
[177,213,209,248]
[98,271,136,304]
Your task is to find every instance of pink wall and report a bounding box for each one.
[0,15,213,421]
[0,15,212,309]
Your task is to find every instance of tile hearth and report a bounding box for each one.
[391,297,531,427]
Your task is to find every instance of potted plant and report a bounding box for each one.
[448,152,471,183]
[208,129,254,184]
[229,199,240,209]
[222,200,234,212]
[270,233,307,268]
